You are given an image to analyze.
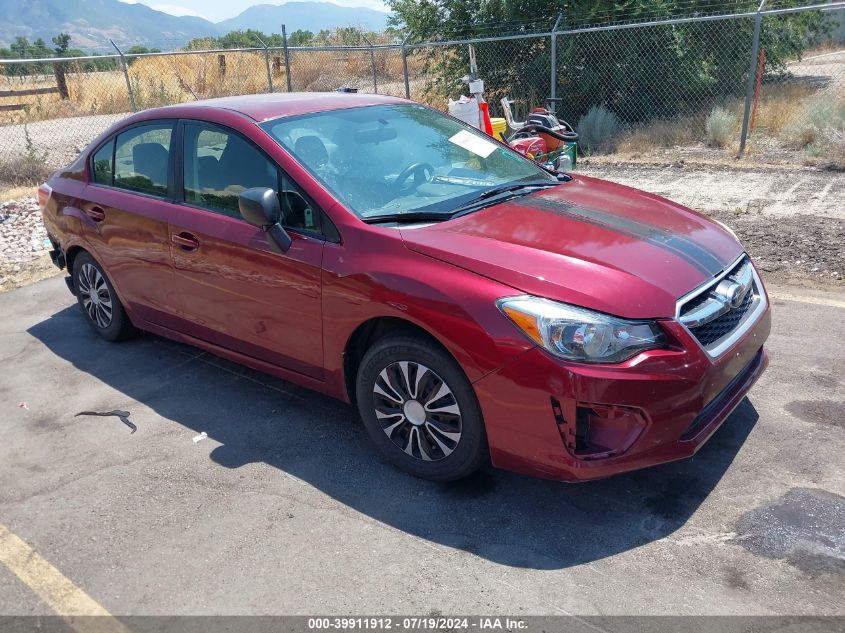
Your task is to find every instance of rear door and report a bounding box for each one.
[81,120,180,328]
[167,120,327,379]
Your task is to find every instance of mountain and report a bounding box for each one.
[0,0,391,52]
[0,0,221,50]
[217,2,389,34]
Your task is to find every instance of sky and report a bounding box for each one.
[120,0,390,23]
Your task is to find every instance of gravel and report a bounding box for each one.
[709,208,844,285]
[0,199,54,291]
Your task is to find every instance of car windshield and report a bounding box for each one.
[259,104,556,221]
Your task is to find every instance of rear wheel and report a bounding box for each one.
[356,334,487,481]
[72,252,134,342]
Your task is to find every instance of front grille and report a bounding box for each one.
[688,286,754,347]
[677,255,765,355]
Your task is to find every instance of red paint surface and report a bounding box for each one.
[41,94,770,482]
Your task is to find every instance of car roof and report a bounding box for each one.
[146,92,410,123]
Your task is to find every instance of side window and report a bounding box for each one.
[91,139,114,185]
[182,123,324,236]
[183,123,277,217]
[113,122,173,197]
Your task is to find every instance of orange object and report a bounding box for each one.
[751,48,765,130]
[479,101,494,136]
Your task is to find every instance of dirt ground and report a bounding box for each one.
[579,161,844,287]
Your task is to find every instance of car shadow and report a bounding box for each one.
[29,306,759,570]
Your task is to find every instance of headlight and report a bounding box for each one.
[497,296,666,363]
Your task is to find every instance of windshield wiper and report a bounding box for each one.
[362,211,453,225]
[476,180,558,200]
[450,180,558,217]
[364,180,560,225]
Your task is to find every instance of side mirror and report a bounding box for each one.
[238,187,292,254]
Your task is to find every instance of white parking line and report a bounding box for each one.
[767,178,804,215]
[768,292,845,309]
[810,180,834,212]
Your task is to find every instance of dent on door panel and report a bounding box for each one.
[169,209,325,379]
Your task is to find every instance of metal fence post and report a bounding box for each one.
[281,24,293,92]
[362,34,378,93]
[110,39,136,112]
[255,35,273,93]
[738,0,766,156]
[550,13,563,101]
[401,35,411,99]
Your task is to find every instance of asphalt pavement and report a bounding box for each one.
[0,276,843,616]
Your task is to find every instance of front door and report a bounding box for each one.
[168,121,326,379]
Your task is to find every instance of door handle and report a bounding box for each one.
[86,206,106,222]
[171,232,200,251]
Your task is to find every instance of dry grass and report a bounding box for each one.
[0,184,38,202]
[803,127,845,170]
[751,82,818,136]
[615,116,705,157]
[609,73,844,166]
[0,69,129,123]
[0,50,428,125]
[0,152,52,188]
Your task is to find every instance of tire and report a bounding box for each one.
[356,333,488,481]
[72,251,135,342]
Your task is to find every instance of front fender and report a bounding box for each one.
[320,239,535,400]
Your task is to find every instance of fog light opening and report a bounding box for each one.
[552,398,647,460]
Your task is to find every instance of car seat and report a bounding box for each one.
[132,143,168,189]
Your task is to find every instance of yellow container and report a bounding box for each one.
[490,117,507,141]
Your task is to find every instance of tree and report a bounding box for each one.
[288,30,314,47]
[52,33,71,56]
[11,37,29,58]
[387,0,834,122]
[31,38,52,58]
[125,46,162,55]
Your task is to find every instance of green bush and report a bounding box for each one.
[705,106,736,148]
[576,105,623,153]
[783,96,845,148]
[804,128,845,171]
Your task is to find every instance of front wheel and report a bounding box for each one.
[355,334,488,481]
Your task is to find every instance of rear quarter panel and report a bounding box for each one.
[41,172,95,264]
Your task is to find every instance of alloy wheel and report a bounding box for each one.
[372,361,463,462]
[77,263,113,329]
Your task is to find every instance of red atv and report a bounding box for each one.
[501,97,579,171]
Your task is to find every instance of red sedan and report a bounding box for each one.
[39,93,770,482]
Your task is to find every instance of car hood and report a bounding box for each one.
[399,174,743,319]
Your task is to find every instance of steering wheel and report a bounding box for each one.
[393,162,434,194]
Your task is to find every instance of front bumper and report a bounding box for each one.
[473,303,770,482]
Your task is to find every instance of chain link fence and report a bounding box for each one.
[1,2,843,175]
